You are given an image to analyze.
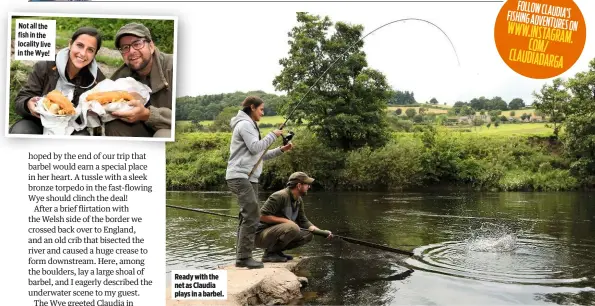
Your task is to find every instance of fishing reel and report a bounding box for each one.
[282,131,295,145]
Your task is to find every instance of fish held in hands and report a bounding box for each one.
[86,91,136,105]
[43,90,75,115]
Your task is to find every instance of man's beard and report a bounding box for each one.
[131,56,151,72]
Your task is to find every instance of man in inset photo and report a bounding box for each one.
[106,22,173,138]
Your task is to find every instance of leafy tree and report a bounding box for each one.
[211,106,239,132]
[413,114,424,123]
[479,109,486,115]
[488,110,501,117]
[472,117,484,127]
[389,90,416,105]
[430,97,438,105]
[469,96,489,111]
[532,77,570,138]
[395,108,402,115]
[435,114,448,126]
[487,96,508,110]
[405,108,416,118]
[461,106,475,116]
[272,12,391,150]
[510,110,516,117]
[563,58,595,184]
[565,59,595,117]
[508,98,525,110]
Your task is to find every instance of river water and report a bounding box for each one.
[166,190,595,305]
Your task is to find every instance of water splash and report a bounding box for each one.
[463,222,519,253]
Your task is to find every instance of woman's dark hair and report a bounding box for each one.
[241,96,264,115]
[71,27,102,53]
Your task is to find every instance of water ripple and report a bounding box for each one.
[405,223,595,286]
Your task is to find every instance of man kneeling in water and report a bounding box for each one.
[255,172,333,262]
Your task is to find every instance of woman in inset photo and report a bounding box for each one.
[10,26,106,135]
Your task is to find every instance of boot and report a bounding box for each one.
[235,257,264,269]
[262,251,287,263]
[277,251,293,260]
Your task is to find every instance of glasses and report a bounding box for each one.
[118,39,148,54]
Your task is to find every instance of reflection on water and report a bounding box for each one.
[166,190,595,305]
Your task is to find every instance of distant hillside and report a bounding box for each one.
[175,91,288,122]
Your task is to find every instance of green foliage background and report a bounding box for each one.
[167,127,580,192]
[13,16,175,53]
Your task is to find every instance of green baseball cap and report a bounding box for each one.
[115,23,152,48]
[288,172,315,184]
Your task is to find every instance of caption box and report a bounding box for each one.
[171,270,227,300]
[15,19,56,61]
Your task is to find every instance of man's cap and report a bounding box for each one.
[288,172,315,185]
[115,23,152,48]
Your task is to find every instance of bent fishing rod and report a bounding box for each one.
[248,17,461,177]
[166,204,414,257]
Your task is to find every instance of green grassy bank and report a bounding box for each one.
[166,126,580,192]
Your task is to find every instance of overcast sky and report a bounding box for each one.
[174,1,595,106]
[3,1,595,107]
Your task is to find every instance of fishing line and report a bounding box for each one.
[250,17,461,176]
[167,204,415,256]
[281,17,461,128]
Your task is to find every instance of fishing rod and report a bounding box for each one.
[248,17,461,177]
[166,204,414,256]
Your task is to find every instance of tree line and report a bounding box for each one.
[387,90,527,112]
[175,91,287,122]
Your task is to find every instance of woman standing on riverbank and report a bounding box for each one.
[225,96,293,269]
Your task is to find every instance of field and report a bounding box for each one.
[197,115,290,127]
[386,105,538,118]
[189,107,540,129]
[500,109,536,117]
[176,119,554,138]
[387,106,449,114]
[448,123,553,136]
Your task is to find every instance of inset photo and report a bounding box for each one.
[6,12,177,141]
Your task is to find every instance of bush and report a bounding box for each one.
[261,130,346,190]
[339,137,425,190]
[531,169,579,191]
[166,126,584,192]
[8,60,32,127]
[166,132,230,190]
[387,116,413,132]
